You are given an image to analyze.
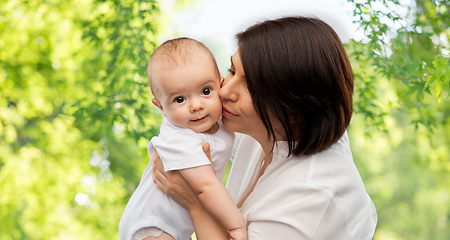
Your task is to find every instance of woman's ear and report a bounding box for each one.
[151,98,164,113]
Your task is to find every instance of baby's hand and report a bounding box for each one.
[229,227,247,240]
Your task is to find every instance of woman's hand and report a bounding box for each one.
[151,143,213,211]
[152,143,231,240]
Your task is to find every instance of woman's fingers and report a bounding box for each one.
[202,143,215,175]
[150,145,207,211]
[152,165,200,210]
[151,148,189,195]
[202,143,212,162]
[152,164,167,193]
[151,149,169,193]
[152,149,165,173]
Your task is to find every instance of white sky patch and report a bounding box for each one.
[157,0,360,74]
[162,0,355,50]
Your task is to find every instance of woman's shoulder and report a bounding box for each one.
[243,174,376,240]
[242,181,354,239]
[230,133,259,161]
[242,137,376,239]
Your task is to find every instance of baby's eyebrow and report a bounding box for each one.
[202,79,218,85]
[165,90,184,100]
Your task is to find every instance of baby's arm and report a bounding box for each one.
[180,165,247,240]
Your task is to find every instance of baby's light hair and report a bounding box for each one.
[147,37,220,98]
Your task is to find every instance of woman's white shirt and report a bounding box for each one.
[226,132,377,240]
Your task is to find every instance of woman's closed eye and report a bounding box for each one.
[228,68,236,75]
[174,96,185,103]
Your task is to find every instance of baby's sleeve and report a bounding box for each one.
[150,131,211,171]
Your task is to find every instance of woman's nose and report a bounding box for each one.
[219,77,238,102]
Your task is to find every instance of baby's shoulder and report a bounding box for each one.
[210,121,235,140]
[159,127,202,141]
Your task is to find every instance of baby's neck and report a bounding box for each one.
[204,122,219,134]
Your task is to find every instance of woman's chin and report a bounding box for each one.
[222,117,240,133]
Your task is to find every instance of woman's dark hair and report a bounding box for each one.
[236,16,354,156]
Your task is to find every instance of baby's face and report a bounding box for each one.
[153,55,222,133]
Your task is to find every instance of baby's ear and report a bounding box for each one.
[151,98,164,112]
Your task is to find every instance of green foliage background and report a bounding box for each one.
[0,0,449,239]
[0,0,161,238]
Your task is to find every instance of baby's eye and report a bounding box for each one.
[174,96,185,103]
[202,88,211,95]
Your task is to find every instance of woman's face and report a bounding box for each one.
[219,50,266,140]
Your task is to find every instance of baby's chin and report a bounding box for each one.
[191,121,220,134]
[190,125,214,133]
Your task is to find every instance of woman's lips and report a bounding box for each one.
[222,107,238,118]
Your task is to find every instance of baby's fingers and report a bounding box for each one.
[229,228,248,240]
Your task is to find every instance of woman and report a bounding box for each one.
[152,16,377,240]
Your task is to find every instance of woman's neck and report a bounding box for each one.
[253,135,275,166]
[236,135,274,209]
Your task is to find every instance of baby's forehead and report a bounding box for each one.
[158,63,218,86]
[148,38,220,97]
[155,48,214,68]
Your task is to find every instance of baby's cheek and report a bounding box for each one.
[215,97,223,109]
[211,98,223,118]
[167,109,189,128]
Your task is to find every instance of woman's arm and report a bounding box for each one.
[151,145,230,240]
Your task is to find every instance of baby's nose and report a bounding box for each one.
[190,99,204,112]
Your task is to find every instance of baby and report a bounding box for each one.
[119,37,247,240]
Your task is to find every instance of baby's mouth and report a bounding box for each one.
[192,115,207,122]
